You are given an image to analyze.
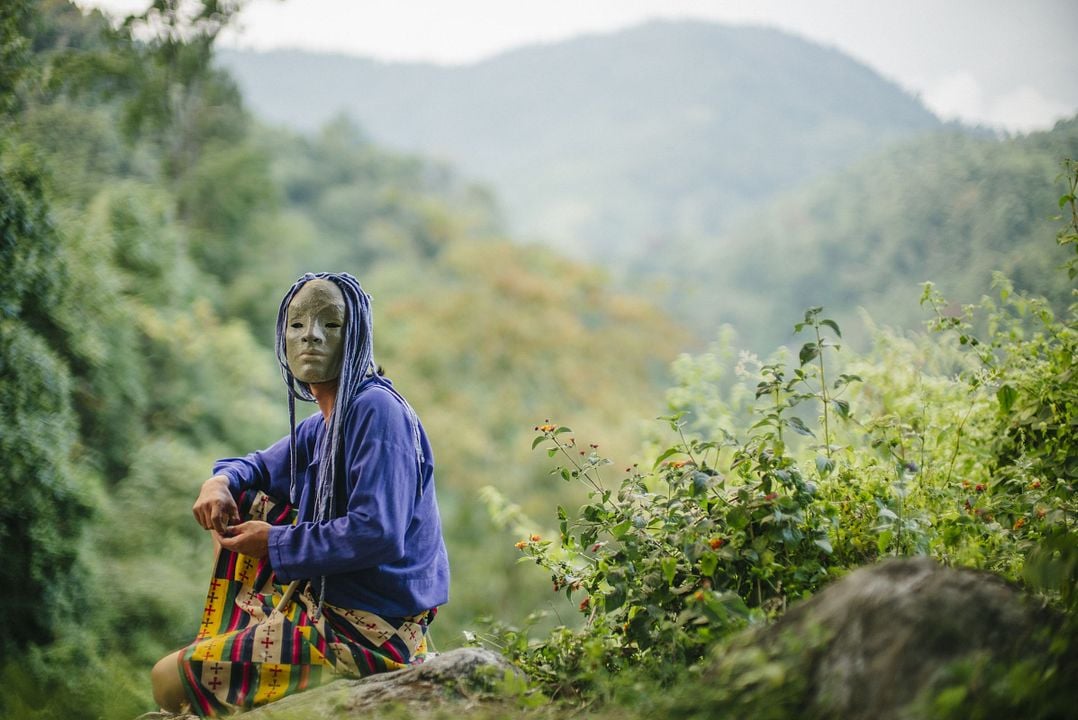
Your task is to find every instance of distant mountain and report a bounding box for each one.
[218,21,942,263]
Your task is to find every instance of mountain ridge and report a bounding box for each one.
[217,20,943,261]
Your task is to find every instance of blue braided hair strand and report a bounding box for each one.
[274,271,424,614]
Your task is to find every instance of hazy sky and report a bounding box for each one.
[81,0,1078,133]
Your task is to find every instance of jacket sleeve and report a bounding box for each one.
[213,419,313,501]
[267,391,419,580]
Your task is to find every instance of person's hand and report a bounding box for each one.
[215,521,271,559]
[193,475,238,534]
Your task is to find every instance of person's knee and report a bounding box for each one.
[151,650,186,712]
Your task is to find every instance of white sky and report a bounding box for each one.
[80,0,1078,133]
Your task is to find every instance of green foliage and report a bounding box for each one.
[0,318,91,663]
[1056,157,1078,278]
[486,187,1078,708]
[490,318,853,688]
[0,4,282,715]
[0,0,31,117]
[673,122,1078,352]
[0,39,91,667]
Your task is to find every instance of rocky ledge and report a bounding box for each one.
[139,646,518,719]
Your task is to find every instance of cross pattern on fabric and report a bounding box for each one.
[177,490,435,718]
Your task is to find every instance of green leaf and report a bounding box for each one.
[786,416,815,437]
[834,373,862,389]
[799,342,819,365]
[531,436,546,450]
[606,586,626,612]
[727,508,749,530]
[652,446,680,469]
[831,398,850,419]
[555,426,572,435]
[877,529,894,554]
[997,384,1018,413]
[814,537,833,554]
[699,551,718,577]
[820,319,841,337]
[660,557,677,585]
[815,455,834,477]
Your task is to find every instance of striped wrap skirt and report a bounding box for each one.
[177,490,435,717]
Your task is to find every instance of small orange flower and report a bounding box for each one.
[668,459,691,469]
[579,597,590,611]
[530,534,542,542]
[1029,480,1042,490]
[975,483,986,493]
[514,540,527,550]
[1013,517,1026,530]
[692,590,705,602]
[708,537,725,550]
[538,424,556,433]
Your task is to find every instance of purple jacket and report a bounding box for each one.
[213,376,450,617]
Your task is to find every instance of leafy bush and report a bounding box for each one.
[482,161,1078,704]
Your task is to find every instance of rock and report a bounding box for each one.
[692,557,1059,720]
[250,647,518,717]
[137,647,518,719]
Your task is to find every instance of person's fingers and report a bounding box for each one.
[194,504,210,530]
[216,505,233,534]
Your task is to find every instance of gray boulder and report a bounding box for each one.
[690,557,1062,720]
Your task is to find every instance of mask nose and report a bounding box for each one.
[302,318,325,344]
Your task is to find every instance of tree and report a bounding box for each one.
[0,3,90,660]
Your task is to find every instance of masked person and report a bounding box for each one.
[151,272,450,716]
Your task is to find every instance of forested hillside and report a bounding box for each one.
[220,29,1076,356]
[218,22,941,263]
[666,118,1078,351]
[0,3,681,716]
